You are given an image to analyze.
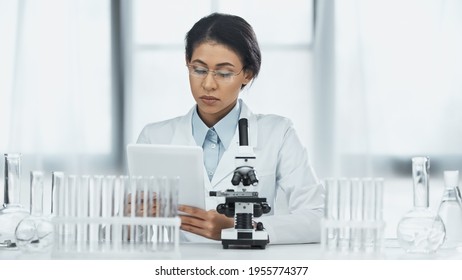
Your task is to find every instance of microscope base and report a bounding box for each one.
[221,228,269,249]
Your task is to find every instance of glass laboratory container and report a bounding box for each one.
[0,154,29,249]
[15,171,54,252]
[437,170,462,248]
[397,157,446,253]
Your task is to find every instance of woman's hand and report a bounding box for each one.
[179,205,234,240]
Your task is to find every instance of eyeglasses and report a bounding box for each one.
[186,64,244,83]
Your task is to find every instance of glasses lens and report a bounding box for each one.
[189,65,208,77]
[187,64,239,83]
[214,70,234,81]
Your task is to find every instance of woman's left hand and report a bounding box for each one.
[178,205,234,240]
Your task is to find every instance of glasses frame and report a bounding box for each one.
[186,64,245,83]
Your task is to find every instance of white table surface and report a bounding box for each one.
[2,240,462,260]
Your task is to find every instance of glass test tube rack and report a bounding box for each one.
[51,174,180,259]
[321,178,385,255]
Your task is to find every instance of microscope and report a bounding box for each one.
[210,118,271,249]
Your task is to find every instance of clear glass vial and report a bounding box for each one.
[437,170,462,248]
[397,157,446,253]
[0,153,29,249]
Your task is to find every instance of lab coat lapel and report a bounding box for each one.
[210,131,238,188]
[210,101,258,188]
[170,107,197,146]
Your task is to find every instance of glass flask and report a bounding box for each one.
[15,171,54,252]
[397,157,446,253]
[437,170,462,248]
[0,153,29,249]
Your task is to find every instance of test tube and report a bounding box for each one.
[158,177,168,245]
[64,175,77,245]
[133,176,146,243]
[51,172,64,217]
[167,176,180,248]
[144,176,156,248]
[374,178,385,252]
[143,177,149,243]
[129,176,137,243]
[149,176,159,248]
[122,176,130,242]
[338,178,352,252]
[362,178,376,252]
[112,176,125,245]
[102,176,115,244]
[350,178,363,252]
[323,178,339,251]
[169,176,179,218]
[30,171,45,216]
[52,172,65,247]
[76,176,90,250]
[89,175,103,250]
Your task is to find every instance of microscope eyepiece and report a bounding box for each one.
[238,118,249,146]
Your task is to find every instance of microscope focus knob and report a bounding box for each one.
[217,204,226,215]
[256,222,264,231]
[216,203,235,218]
[262,203,271,214]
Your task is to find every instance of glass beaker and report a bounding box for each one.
[437,170,462,248]
[0,153,29,249]
[15,171,54,252]
[397,157,446,253]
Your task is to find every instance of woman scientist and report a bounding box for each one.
[137,13,325,244]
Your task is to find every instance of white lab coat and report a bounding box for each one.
[137,99,325,244]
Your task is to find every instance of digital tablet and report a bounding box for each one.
[126,144,205,210]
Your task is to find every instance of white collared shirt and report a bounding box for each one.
[191,101,241,181]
